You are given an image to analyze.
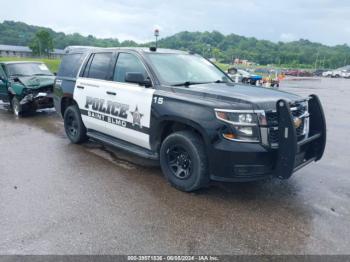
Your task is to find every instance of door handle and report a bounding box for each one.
[77,85,85,89]
[106,91,116,96]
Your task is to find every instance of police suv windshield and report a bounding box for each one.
[7,63,53,77]
[146,53,231,86]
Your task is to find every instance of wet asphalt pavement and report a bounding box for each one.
[0,78,349,255]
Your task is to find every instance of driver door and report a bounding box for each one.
[0,65,8,102]
[106,52,155,149]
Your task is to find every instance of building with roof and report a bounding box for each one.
[0,44,64,59]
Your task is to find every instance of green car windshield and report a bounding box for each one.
[146,53,231,86]
[7,63,53,77]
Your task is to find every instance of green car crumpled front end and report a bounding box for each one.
[12,76,55,111]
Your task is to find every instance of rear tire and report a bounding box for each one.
[64,105,87,144]
[160,131,209,192]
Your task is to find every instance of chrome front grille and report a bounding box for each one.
[265,100,309,147]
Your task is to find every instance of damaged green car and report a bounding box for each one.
[0,61,55,116]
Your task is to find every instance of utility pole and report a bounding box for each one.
[38,39,42,58]
[314,49,319,71]
[207,44,211,59]
[322,56,326,69]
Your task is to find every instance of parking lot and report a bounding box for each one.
[0,78,349,255]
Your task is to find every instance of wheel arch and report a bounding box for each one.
[151,116,210,152]
[60,95,78,117]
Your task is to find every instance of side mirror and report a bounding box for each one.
[54,72,57,76]
[125,73,152,87]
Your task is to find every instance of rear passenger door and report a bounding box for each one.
[74,52,115,134]
[74,51,155,150]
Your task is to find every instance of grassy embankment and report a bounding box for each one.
[0,57,61,73]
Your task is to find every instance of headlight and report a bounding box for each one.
[215,109,264,142]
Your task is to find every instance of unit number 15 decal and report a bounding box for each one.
[153,96,164,104]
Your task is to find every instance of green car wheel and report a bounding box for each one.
[11,97,22,117]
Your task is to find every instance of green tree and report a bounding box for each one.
[29,30,54,57]
[212,47,224,61]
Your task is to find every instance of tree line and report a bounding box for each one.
[1,20,349,69]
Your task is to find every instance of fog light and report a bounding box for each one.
[237,126,253,136]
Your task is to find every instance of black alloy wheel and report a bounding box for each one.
[63,105,88,144]
[166,145,193,180]
[160,131,209,192]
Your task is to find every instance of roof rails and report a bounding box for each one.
[63,46,98,54]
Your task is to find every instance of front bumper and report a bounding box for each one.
[209,94,326,182]
[20,92,54,110]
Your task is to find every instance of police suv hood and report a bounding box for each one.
[174,83,302,111]
[14,75,55,89]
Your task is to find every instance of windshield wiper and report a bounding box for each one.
[33,73,52,76]
[213,80,228,83]
[11,74,29,77]
[171,81,208,87]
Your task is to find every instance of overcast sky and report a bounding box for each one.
[1,0,350,46]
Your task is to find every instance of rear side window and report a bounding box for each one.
[57,53,84,78]
[84,52,113,80]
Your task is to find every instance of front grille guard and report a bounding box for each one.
[272,94,326,179]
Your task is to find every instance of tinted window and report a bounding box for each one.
[88,52,113,80]
[57,53,84,78]
[82,54,93,78]
[113,53,148,83]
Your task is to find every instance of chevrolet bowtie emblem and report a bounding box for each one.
[293,117,302,128]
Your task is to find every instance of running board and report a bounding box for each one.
[86,130,159,160]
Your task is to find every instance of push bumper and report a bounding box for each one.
[209,94,326,182]
[273,94,326,179]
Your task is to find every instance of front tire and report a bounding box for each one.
[160,131,209,192]
[64,105,87,144]
[11,97,22,117]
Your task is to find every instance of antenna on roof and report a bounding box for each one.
[150,28,160,52]
[154,28,160,48]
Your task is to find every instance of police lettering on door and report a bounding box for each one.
[81,96,147,130]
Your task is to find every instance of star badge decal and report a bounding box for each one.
[130,106,144,128]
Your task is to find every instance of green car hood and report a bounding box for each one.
[16,76,55,89]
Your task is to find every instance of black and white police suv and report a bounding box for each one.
[53,46,326,192]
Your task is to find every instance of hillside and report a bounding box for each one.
[1,20,350,68]
[0,20,137,49]
[158,31,350,68]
